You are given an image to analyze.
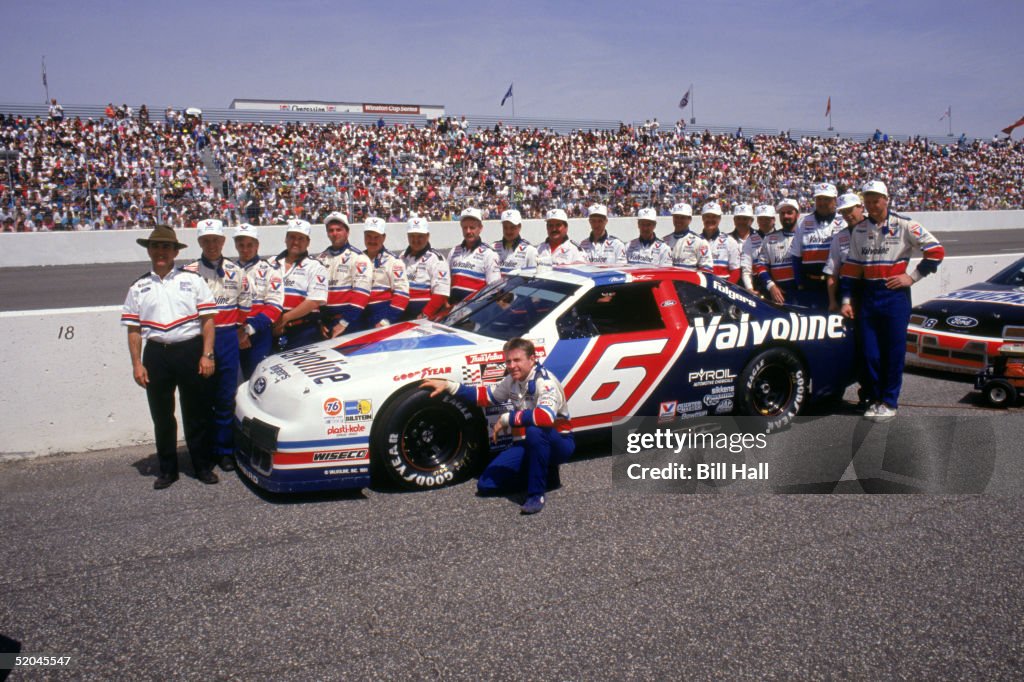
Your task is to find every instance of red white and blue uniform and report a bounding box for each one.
[790,212,845,306]
[184,256,249,460]
[741,229,770,291]
[358,250,410,328]
[755,229,796,293]
[703,229,741,282]
[401,245,450,319]
[668,231,713,273]
[494,238,539,274]
[840,212,944,408]
[270,251,329,350]
[317,244,372,331]
[449,363,573,497]
[235,256,284,379]
[448,240,501,303]
[121,268,216,477]
[536,239,584,267]
[822,227,853,279]
[626,237,672,267]
[580,233,627,265]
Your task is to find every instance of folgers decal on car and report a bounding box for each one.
[946,316,979,329]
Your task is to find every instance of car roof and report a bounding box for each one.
[543,264,705,288]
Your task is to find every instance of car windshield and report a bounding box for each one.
[439,276,580,339]
[989,257,1024,286]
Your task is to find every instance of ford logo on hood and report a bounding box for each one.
[946,316,979,329]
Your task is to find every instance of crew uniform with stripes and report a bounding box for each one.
[317,243,372,334]
[358,217,410,328]
[840,181,945,413]
[448,208,501,303]
[270,220,329,350]
[233,223,284,378]
[184,220,250,468]
[790,184,845,307]
[402,216,450,319]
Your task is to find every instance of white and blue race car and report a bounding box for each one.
[235,265,856,492]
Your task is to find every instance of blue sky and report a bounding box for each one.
[2,0,1022,137]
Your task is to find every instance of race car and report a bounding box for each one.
[235,265,856,493]
[906,256,1024,374]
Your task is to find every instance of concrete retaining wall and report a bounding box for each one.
[2,253,1020,458]
[2,210,1023,268]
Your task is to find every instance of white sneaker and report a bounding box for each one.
[863,403,880,419]
[872,404,897,422]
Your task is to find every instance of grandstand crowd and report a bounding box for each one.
[1,109,1022,231]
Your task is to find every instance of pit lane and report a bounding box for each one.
[1,368,1021,678]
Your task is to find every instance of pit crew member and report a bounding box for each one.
[825,193,865,312]
[580,203,627,265]
[356,217,409,329]
[233,223,284,380]
[184,218,249,471]
[402,216,450,320]
[755,199,799,304]
[316,211,371,337]
[494,209,538,274]
[741,204,776,293]
[840,180,945,421]
[448,207,501,304]
[626,207,672,266]
[270,219,329,351]
[666,202,712,273]
[790,182,845,308]
[700,201,740,282]
[422,337,573,515]
[537,208,584,266]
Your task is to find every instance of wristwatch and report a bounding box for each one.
[204,352,215,360]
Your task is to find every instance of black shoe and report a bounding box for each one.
[196,469,219,485]
[218,455,236,472]
[153,473,178,490]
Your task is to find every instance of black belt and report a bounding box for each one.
[147,335,201,347]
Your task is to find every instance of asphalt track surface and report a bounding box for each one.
[0,229,1022,312]
[2,374,1023,679]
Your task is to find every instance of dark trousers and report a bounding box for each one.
[212,328,240,459]
[276,321,323,353]
[478,426,575,497]
[239,330,272,380]
[858,287,911,408]
[143,336,213,476]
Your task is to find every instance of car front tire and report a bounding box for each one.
[371,387,488,490]
[736,347,807,431]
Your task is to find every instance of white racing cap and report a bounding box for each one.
[861,180,889,197]
[813,182,838,198]
[545,208,569,224]
[459,207,483,224]
[233,223,259,240]
[286,219,312,237]
[407,216,430,234]
[196,218,224,238]
[776,198,800,213]
[363,217,387,235]
[637,207,658,221]
[701,202,723,216]
[324,211,350,227]
[671,202,693,217]
[754,205,776,218]
[733,203,754,218]
[588,203,609,217]
[501,209,523,225]
[837,193,863,211]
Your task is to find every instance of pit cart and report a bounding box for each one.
[975,343,1024,408]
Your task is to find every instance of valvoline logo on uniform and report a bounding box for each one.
[323,397,343,416]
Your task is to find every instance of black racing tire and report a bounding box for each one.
[371,387,488,490]
[982,379,1016,409]
[736,347,807,431]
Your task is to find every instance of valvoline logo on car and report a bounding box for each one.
[323,397,343,416]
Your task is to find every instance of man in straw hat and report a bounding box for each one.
[121,225,219,489]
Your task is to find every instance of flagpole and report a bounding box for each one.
[42,56,49,104]
[948,106,953,137]
[511,81,515,121]
[690,83,695,125]
[828,95,833,131]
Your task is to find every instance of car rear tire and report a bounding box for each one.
[982,379,1016,409]
[371,387,488,490]
[736,347,807,430]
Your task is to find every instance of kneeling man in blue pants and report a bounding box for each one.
[422,337,573,514]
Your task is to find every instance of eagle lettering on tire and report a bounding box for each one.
[736,347,806,431]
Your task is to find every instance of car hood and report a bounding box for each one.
[246,321,503,416]
[913,282,1024,337]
